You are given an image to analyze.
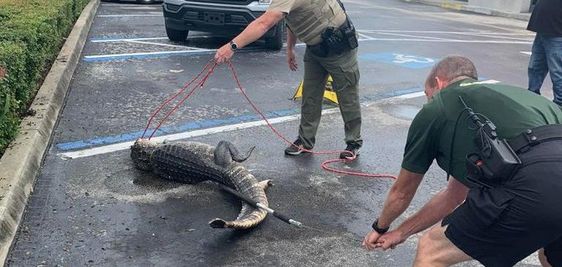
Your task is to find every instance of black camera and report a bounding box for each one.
[321,27,345,55]
[460,97,521,186]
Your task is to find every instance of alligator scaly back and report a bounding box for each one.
[130,139,271,230]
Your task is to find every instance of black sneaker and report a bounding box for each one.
[284,139,311,156]
[340,144,360,159]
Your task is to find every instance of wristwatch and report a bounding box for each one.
[372,219,390,234]
[229,40,238,51]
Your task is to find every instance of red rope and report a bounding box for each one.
[147,61,218,139]
[142,59,214,139]
[227,61,396,180]
[140,60,396,179]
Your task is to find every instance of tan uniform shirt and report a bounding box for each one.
[267,0,346,45]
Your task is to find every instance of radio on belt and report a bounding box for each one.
[459,96,522,184]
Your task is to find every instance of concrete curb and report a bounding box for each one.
[402,0,531,21]
[0,0,100,264]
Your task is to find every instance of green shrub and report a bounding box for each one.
[0,0,90,154]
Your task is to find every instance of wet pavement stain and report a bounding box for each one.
[383,104,421,120]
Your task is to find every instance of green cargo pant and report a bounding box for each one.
[298,47,362,149]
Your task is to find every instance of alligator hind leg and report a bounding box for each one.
[214,141,255,167]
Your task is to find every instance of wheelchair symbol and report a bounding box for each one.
[392,54,434,64]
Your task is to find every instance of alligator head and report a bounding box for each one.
[130,138,158,171]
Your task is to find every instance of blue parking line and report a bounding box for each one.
[83,50,213,62]
[56,108,299,151]
[55,88,425,152]
[83,47,268,62]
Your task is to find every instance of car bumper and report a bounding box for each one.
[163,1,277,37]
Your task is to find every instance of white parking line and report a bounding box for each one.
[58,109,338,159]
[84,49,213,60]
[97,14,162,17]
[58,91,425,159]
[359,38,532,44]
[357,32,376,40]
[371,31,446,40]
[126,40,201,49]
[91,37,169,43]
[521,51,532,56]
[393,91,426,99]
[111,6,161,10]
[85,36,531,61]
[356,30,534,43]
[358,30,534,36]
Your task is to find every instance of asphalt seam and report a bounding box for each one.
[0,0,100,264]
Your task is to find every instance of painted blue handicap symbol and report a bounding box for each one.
[360,53,435,69]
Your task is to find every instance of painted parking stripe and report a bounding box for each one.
[521,51,532,56]
[91,37,169,43]
[84,38,531,63]
[357,38,532,44]
[90,36,214,43]
[82,48,269,62]
[56,88,422,151]
[358,30,534,36]
[360,53,435,69]
[125,40,198,49]
[84,49,216,62]
[97,14,162,17]
[82,44,306,62]
[56,109,298,151]
[58,109,336,159]
[394,91,425,99]
[56,89,426,159]
[372,31,446,40]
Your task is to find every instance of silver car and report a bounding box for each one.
[102,0,163,3]
[162,0,283,50]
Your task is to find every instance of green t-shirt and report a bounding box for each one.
[401,79,562,186]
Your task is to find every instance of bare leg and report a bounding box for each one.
[539,248,553,267]
[414,223,472,267]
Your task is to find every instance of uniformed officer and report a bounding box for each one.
[214,0,362,159]
[362,56,562,267]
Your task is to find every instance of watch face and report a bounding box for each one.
[230,42,237,50]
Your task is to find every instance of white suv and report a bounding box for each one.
[162,0,284,50]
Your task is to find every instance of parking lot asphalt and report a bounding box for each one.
[6,0,549,266]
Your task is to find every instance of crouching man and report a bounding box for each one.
[362,56,562,267]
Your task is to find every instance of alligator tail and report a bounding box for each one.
[209,179,271,229]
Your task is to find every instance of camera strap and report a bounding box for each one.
[335,0,354,30]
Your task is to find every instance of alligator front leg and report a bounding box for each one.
[213,141,255,167]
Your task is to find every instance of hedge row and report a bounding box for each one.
[0,0,90,154]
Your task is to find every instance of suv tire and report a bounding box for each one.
[166,26,189,42]
[265,22,284,51]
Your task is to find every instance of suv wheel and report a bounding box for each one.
[265,22,284,51]
[166,25,189,42]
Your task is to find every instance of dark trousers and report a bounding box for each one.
[444,139,562,266]
[298,47,362,149]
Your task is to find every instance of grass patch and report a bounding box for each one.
[0,0,91,154]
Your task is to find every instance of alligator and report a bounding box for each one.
[130,138,271,229]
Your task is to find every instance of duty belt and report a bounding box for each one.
[306,18,357,58]
[508,124,562,153]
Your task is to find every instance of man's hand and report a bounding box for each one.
[377,230,406,250]
[287,48,298,71]
[362,230,382,251]
[214,44,234,64]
